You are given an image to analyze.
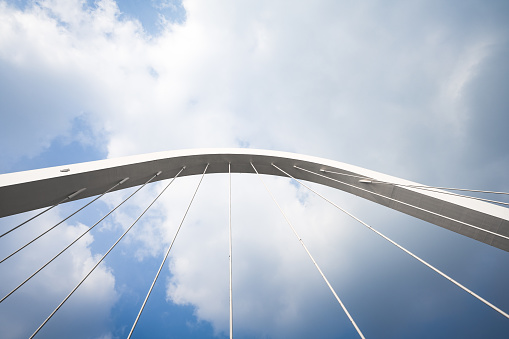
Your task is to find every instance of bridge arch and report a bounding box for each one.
[1,148,508,251]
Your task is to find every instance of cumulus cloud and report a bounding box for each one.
[2,0,507,178]
[163,175,365,337]
[0,205,117,339]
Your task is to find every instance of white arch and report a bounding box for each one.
[0,148,507,251]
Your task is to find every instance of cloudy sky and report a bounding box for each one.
[0,0,508,338]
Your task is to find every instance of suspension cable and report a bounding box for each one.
[251,163,366,339]
[127,164,207,338]
[0,188,86,238]
[398,185,509,207]
[29,169,180,339]
[273,164,509,319]
[320,169,509,206]
[1,179,128,264]
[296,166,509,241]
[0,171,171,304]
[229,163,233,339]
[402,185,509,196]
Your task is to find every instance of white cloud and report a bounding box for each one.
[1,0,504,176]
[0,206,117,339]
[160,174,366,337]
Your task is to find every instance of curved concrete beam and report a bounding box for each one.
[0,148,508,251]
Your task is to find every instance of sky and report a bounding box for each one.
[0,0,508,338]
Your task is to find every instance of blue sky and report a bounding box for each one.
[0,0,508,338]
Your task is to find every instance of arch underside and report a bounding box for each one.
[0,148,507,251]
